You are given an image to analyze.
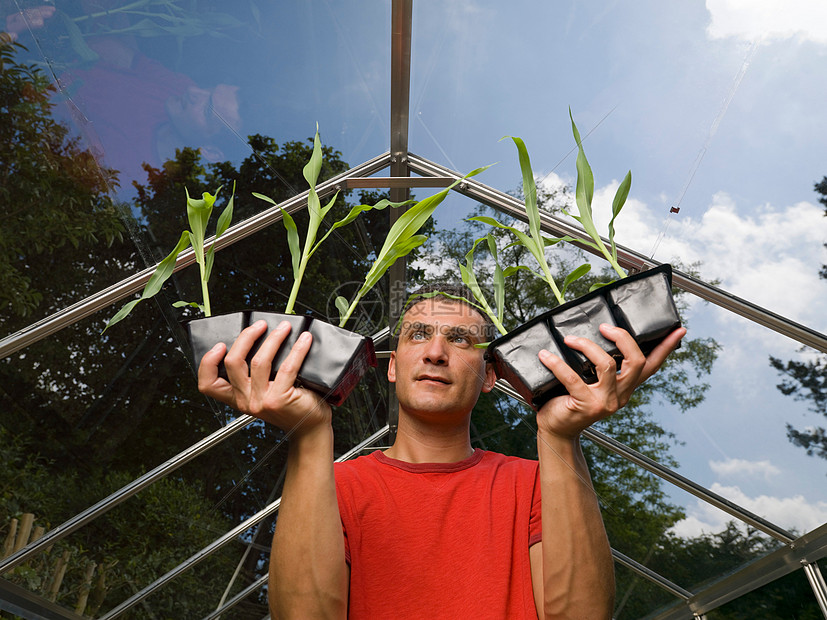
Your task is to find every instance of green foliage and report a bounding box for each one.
[253,125,412,320]
[566,108,631,282]
[458,233,509,336]
[0,39,124,323]
[470,132,583,306]
[769,175,827,463]
[103,183,235,330]
[0,427,236,618]
[336,165,490,327]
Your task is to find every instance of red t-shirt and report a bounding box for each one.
[335,449,542,619]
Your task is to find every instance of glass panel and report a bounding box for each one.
[708,568,822,619]
[2,0,392,330]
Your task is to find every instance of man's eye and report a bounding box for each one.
[411,330,427,340]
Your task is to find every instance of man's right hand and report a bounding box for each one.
[197,319,332,435]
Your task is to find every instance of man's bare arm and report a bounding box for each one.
[198,320,348,618]
[530,325,685,619]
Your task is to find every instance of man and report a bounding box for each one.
[198,285,685,619]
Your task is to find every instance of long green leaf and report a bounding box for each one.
[103,231,191,332]
[609,170,632,263]
[215,182,235,238]
[279,207,301,279]
[569,109,594,220]
[310,197,413,257]
[560,263,591,297]
[504,136,541,245]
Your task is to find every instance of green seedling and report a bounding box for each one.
[458,233,509,338]
[335,165,491,328]
[102,182,235,332]
[253,125,413,318]
[469,135,589,306]
[567,108,631,282]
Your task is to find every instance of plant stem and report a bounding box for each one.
[539,261,565,305]
[339,296,359,328]
[201,280,211,317]
[285,252,310,315]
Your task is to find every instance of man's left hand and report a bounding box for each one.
[536,325,686,439]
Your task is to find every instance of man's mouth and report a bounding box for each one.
[418,375,450,385]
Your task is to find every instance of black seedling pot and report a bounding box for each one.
[550,293,622,383]
[185,312,248,382]
[185,311,377,406]
[487,264,681,410]
[488,315,569,410]
[606,264,681,355]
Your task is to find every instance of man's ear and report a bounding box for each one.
[387,351,397,383]
[481,362,496,393]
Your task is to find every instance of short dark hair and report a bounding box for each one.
[398,283,497,343]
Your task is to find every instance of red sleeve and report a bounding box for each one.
[529,462,542,547]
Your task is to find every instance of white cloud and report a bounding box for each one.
[670,482,827,538]
[591,188,827,333]
[706,0,827,45]
[709,458,780,480]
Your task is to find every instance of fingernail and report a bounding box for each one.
[278,320,291,330]
[253,319,267,328]
[299,331,311,343]
[210,342,223,352]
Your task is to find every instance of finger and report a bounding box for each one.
[271,330,313,393]
[224,319,268,385]
[598,324,646,395]
[538,346,593,402]
[197,342,234,404]
[249,320,292,386]
[562,334,619,385]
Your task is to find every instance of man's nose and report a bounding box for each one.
[423,335,448,365]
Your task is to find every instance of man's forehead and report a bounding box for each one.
[402,297,484,327]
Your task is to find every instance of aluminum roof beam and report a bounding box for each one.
[646,523,827,619]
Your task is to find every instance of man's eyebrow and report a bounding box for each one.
[401,321,432,334]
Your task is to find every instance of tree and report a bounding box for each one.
[0,38,124,325]
[0,39,413,614]
[770,176,827,462]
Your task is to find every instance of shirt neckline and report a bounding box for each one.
[371,448,486,474]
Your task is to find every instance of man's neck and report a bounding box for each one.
[384,414,474,464]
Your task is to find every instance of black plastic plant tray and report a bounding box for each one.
[184,311,377,406]
[487,264,680,410]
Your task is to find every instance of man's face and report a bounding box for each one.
[388,298,495,422]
